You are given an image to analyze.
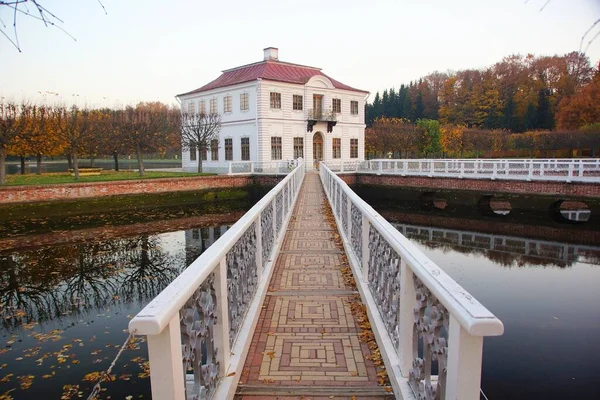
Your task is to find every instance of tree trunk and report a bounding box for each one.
[113,151,119,171]
[198,152,203,173]
[90,156,95,168]
[136,144,145,177]
[67,153,73,169]
[20,156,25,174]
[0,147,6,184]
[72,150,80,181]
[36,153,42,175]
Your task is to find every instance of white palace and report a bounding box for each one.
[177,47,368,172]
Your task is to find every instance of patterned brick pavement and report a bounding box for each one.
[236,173,394,400]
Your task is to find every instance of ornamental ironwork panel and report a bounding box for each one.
[367,225,402,349]
[409,276,449,400]
[341,192,348,234]
[283,184,289,217]
[226,222,258,346]
[336,184,342,220]
[350,203,362,263]
[180,273,219,400]
[261,205,274,269]
[276,192,283,236]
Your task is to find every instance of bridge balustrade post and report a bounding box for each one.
[492,162,497,180]
[579,160,584,177]
[341,162,345,173]
[214,258,231,376]
[402,160,407,176]
[460,161,465,178]
[378,161,383,175]
[540,162,545,176]
[527,160,533,181]
[397,260,416,376]
[228,162,233,175]
[445,315,484,400]
[146,316,186,400]
[568,163,574,182]
[361,214,370,282]
[251,162,255,174]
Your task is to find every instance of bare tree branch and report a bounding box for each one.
[0,0,104,52]
[180,111,221,173]
[580,18,600,53]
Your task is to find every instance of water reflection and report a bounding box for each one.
[0,223,230,399]
[394,223,600,268]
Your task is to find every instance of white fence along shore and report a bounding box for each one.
[327,158,600,183]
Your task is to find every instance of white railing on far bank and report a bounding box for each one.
[320,163,504,400]
[327,158,600,183]
[227,160,300,175]
[129,160,305,400]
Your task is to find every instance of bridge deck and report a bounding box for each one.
[235,172,394,399]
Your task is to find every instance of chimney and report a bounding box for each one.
[263,47,279,61]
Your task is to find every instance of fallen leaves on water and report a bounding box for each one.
[61,384,79,400]
[17,375,34,390]
[82,371,116,383]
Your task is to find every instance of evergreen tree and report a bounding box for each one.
[381,90,389,117]
[524,102,538,131]
[387,88,397,118]
[536,88,555,130]
[415,91,425,121]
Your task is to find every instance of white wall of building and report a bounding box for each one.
[179,74,366,172]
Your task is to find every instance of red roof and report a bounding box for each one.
[177,60,368,96]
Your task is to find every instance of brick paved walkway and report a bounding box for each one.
[236,173,394,400]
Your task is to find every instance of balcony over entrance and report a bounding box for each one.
[306,108,337,133]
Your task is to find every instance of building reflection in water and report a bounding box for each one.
[394,223,600,268]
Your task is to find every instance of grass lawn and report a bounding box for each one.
[2,170,215,186]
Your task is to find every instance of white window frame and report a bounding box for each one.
[225,138,233,161]
[332,98,341,114]
[210,98,218,114]
[350,138,359,159]
[293,95,303,111]
[241,137,250,161]
[271,136,282,160]
[223,95,232,113]
[240,93,249,111]
[293,137,304,159]
[350,100,359,115]
[270,92,281,109]
[332,138,341,159]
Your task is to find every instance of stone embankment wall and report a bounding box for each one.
[338,173,600,198]
[0,175,282,204]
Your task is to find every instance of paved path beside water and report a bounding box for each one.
[235,172,393,400]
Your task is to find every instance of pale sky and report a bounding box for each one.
[1,0,599,107]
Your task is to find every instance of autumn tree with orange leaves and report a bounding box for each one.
[557,65,600,129]
[0,102,20,184]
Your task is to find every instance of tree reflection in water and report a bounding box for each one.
[0,225,228,330]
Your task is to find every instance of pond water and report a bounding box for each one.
[0,222,234,399]
[2,183,599,399]
[380,211,600,400]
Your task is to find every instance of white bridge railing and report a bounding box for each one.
[129,160,305,399]
[320,163,504,400]
[226,160,300,175]
[327,158,600,182]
